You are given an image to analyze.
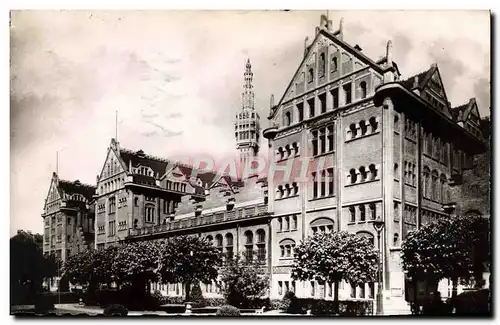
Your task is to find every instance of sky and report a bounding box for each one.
[10,10,490,236]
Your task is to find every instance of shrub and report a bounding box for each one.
[190,283,206,307]
[103,304,128,316]
[454,289,491,316]
[282,291,299,313]
[204,297,226,307]
[216,305,241,316]
[59,275,70,292]
[283,298,373,316]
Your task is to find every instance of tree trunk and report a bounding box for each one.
[184,282,191,302]
[333,281,339,314]
[451,277,458,300]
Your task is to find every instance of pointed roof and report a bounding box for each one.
[400,66,434,91]
[451,98,479,123]
[58,179,96,201]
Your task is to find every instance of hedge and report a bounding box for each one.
[283,298,374,316]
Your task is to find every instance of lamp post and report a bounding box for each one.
[372,217,384,315]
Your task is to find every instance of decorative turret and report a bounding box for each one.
[235,58,261,165]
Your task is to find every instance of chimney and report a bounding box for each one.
[270,94,275,109]
[320,14,328,30]
[327,19,333,32]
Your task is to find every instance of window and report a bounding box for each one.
[360,81,367,99]
[431,170,439,200]
[359,120,367,136]
[291,215,297,230]
[369,164,378,180]
[257,243,266,261]
[257,229,265,243]
[145,205,155,223]
[369,117,378,132]
[297,102,304,122]
[134,197,139,206]
[312,172,318,198]
[394,163,399,179]
[394,115,399,131]
[327,125,334,152]
[343,83,352,105]
[108,197,116,214]
[320,170,326,197]
[278,217,283,232]
[245,231,253,261]
[292,142,299,156]
[349,123,357,139]
[310,281,316,297]
[319,93,327,113]
[284,111,291,127]
[308,98,315,118]
[349,207,356,222]
[108,221,116,237]
[278,281,283,295]
[423,167,430,198]
[292,182,299,196]
[368,283,375,299]
[427,133,433,154]
[216,234,223,248]
[226,233,234,260]
[331,56,338,72]
[308,68,314,83]
[284,216,289,231]
[359,166,367,182]
[440,174,447,203]
[359,205,366,222]
[350,283,356,298]
[285,145,291,158]
[327,168,334,195]
[393,233,400,246]
[349,168,357,184]
[331,88,339,108]
[276,185,283,200]
[443,142,449,166]
[312,130,318,156]
[319,53,325,77]
[394,202,400,222]
[369,203,376,220]
[319,128,326,153]
[359,284,366,298]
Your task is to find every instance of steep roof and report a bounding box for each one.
[399,67,433,91]
[58,179,96,201]
[450,103,469,122]
[119,148,169,177]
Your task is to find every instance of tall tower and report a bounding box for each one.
[235,58,260,164]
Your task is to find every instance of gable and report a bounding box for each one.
[45,178,61,205]
[465,100,481,126]
[276,30,372,118]
[420,69,452,118]
[99,148,125,180]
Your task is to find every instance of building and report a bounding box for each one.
[42,13,489,311]
[41,172,96,290]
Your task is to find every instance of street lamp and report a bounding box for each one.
[372,217,384,316]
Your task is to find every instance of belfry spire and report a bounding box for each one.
[242,58,255,110]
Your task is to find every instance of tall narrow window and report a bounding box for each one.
[320,170,326,197]
[278,217,283,232]
[369,117,378,132]
[297,102,304,122]
[349,123,357,139]
[369,203,376,220]
[319,93,327,113]
[308,68,314,83]
[349,168,357,184]
[369,164,378,180]
[331,88,339,108]
[359,205,366,222]
[292,182,299,196]
[284,112,291,127]
[311,281,316,297]
[349,207,356,222]
[359,166,367,182]
[327,125,334,152]
[360,81,367,99]
[359,120,368,135]
[308,98,315,118]
[319,53,326,77]
[319,128,326,154]
[312,130,318,156]
[291,215,297,230]
[284,216,289,231]
[343,83,352,105]
[327,168,334,196]
[331,56,338,72]
[394,163,399,179]
[312,172,318,198]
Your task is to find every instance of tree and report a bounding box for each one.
[291,231,379,313]
[10,230,59,304]
[401,215,491,302]
[220,254,269,308]
[159,235,222,302]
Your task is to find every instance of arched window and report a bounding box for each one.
[206,235,213,243]
[291,215,297,230]
[331,56,338,72]
[256,229,265,243]
[279,239,296,258]
[349,168,357,184]
[349,206,356,222]
[310,217,334,235]
[393,233,400,246]
[431,170,439,200]
[216,234,223,248]
[369,164,378,180]
[284,216,290,231]
[369,203,376,220]
[134,197,139,206]
[225,233,234,260]
[349,123,357,139]
[245,231,253,245]
[369,117,378,132]
[277,185,283,200]
[359,205,366,222]
[423,167,430,198]
[284,112,291,127]
[307,68,314,83]
[278,147,284,161]
[357,231,375,246]
[319,53,326,77]
[440,174,447,203]
[285,184,291,197]
[360,81,367,99]
[359,120,368,135]
[292,142,299,156]
[359,166,367,182]
[278,217,283,232]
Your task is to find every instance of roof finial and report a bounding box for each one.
[270,94,275,109]
[304,36,310,56]
[386,40,393,68]
[413,75,419,88]
[338,17,344,40]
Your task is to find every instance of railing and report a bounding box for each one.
[129,203,269,237]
